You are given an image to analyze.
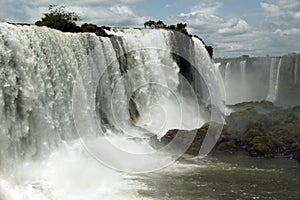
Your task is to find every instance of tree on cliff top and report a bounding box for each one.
[144,20,189,36]
[35,5,81,32]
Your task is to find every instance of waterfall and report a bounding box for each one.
[240,60,247,99]
[266,58,276,102]
[223,62,231,104]
[266,57,282,102]
[0,23,221,199]
[295,56,298,85]
[217,55,300,106]
[225,62,231,84]
[240,60,246,84]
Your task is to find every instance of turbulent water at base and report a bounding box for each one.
[0,23,219,199]
[133,154,300,200]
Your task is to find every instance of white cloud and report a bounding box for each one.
[0,0,147,27]
[174,0,300,57]
[190,1,222,15]
[168,2,224,35]
[166,2,257,57]
[260,2,280,15]
[275,28,300,36]
[261,0,300,21]
[253,0,300,56]
[32,0,143,6]
[74,5,147,26]
[218,19,250,36]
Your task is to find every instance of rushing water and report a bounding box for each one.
[0,23,227,199]
[266,58,282,102]
[295,56,298,85]
[224,62,230,83]
[240,60,247,99]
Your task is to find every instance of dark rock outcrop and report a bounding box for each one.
[151,124,209,155]
[152,101,300,163]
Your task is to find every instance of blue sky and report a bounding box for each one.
[1,0,300,58]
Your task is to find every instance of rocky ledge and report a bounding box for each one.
[152,101,300,163]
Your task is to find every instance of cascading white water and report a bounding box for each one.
[0,22,140,200]
[295,56,298,85]
[225,62,231,85]
[266,57,282,102]
[223,62,234,114]
[0,23,217,199]
[239,60,247,100]
[105,28,203,138]
[266,58,276,102]
[240,61,246,80]
[217,55,300,106]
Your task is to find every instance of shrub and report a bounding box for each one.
[244,129,263,143]
[218,141,237,151]
[81,23,109,37]
[253,143,269,155]
[35,5,81,32]
[144,20,189,35]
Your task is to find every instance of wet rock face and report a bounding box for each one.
[150,124,209,156]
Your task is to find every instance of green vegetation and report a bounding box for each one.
[144,20,189,35]
[34,5,213,57]
[80,23,110,36]
[217,141,238,152]
[244,129,263,143]
[35,6,191,37]
[250,136,284,156]
[35,5,81,32]
[153,101,300,163]
[144,20,166,28]
[143,20,213,57]
[217,101,300,159]
[35,5,109,36]
[156,101,300,163]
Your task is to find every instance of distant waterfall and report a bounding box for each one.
[225,62,231,84]
[295,56,299,85]
[217,55,300,106]
[267,57,277,101]
[223,62,231,103]
[240,60,247,98]
[240,60,246,81]
[266,58,282,102]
